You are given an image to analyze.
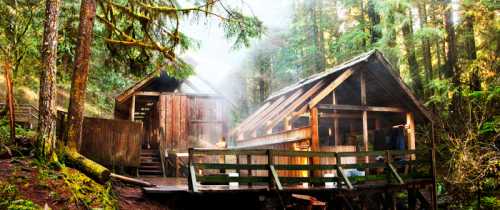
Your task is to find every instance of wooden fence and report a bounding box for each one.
[80,117,143,168]
[57,113,143,168]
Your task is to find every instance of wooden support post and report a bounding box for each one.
[310,108,320,152]
[310,107,320,178]
[247,154,252,186]
[362,111,369,163]
[130,95,135,121]
[361,71,369,164]
[406,112,416,160]
[408,187,417,210]
[431,124,438,210]
[333,92,340,145]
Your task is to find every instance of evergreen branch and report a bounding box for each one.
[134,1,229,21]
[103,38,175,61]
[103,0,150,22]
[96,15,134,41]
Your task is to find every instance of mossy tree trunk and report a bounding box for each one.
[63,0,110,183]
[64,148,110,183]
[38,0,60,159]
[3,61,15,144]
[66,0,96,150]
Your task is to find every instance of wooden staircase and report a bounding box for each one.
[139,149,163,176]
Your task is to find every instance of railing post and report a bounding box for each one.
[188,148,198,192]
[247,154,252,187]
[267,149,283,190]
[267,149,273,189]
[385,150,391,184]
[335,152,342,188]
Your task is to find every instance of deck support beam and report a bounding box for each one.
[316,104,406,112]
[310,107,320,177]
[361,71,369,164]
[333,92,340,145]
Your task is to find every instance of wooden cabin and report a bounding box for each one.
[115,72,229,176]
[229,50,433,176]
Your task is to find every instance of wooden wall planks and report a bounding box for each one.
[80,117,142,168]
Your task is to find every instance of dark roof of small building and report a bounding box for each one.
[115,71,221,104]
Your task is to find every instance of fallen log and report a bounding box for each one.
[110,173,155,187]
[64,148,110,183]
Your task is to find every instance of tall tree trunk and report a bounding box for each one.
[464,13,479,90]
[38,0,60,159]
[443,0,462,121]
[443,0,457,82]
[66,0,96,150]
[430,1,445,79]
[367,0,381,44]
[402,9,423,97]
[418,1,433,84]
[3,62,15,144]
[310,0,326,73]
[359,0,366,48]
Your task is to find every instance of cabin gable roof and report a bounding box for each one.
[230,50,434,137]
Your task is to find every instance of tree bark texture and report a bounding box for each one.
[38,0,60,158]
[3,62,15,144]
[418,2,433,83]
[402,9,423,97]
[66,0,96,150]
[443,0,457,82]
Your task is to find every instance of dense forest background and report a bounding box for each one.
[0,0,497,209]
[233,0,498,208]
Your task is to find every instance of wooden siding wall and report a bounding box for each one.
[80,117,143,167]
[153,94,226,152]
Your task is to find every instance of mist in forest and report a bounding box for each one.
[180,0,293,105]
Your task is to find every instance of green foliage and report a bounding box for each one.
[61,167,117,209]
[222,10,264,49]
[6,199,40,210]
[0,181,41,210]
[0,117,35,143]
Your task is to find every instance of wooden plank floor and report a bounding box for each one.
[141,177,433,194]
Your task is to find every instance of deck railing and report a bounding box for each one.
[188,148,432,192]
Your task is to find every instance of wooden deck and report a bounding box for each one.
[141,148,436,209]
[142,177,433,194]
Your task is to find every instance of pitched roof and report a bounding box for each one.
[230,50,434,136]
[115,71,222,104]
[266,50,376,101]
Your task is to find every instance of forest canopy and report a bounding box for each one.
[0,0,497,209]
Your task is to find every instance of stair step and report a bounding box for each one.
[140,159,160,163]
[141,161,161,166]
[140,165,162,170]
[139,169,162,174]
[141,149,157,153]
